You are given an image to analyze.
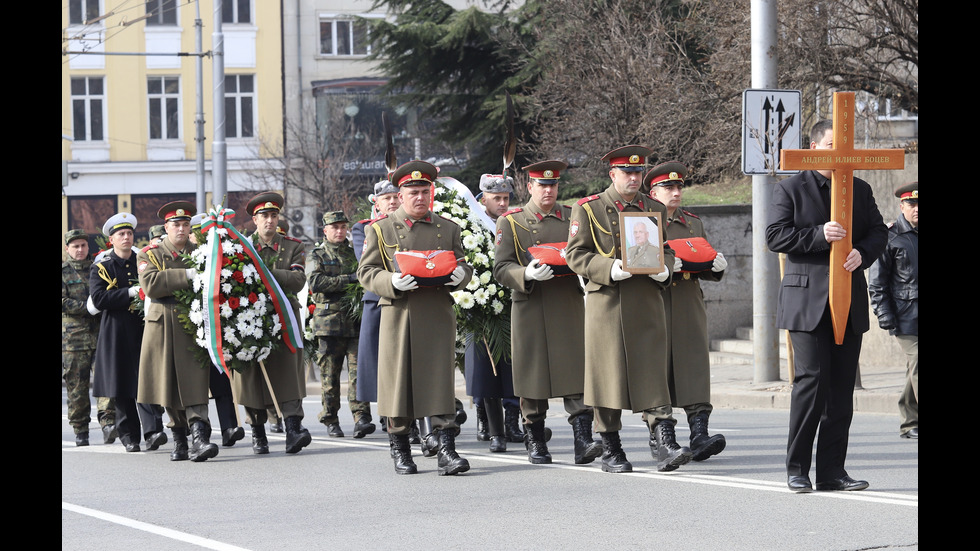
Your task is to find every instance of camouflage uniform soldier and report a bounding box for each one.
[308,211,374,438]
[62,229,116,446]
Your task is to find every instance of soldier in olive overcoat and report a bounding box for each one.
[357,160,473,475]
[137,201,219,462]
[645,162,728,462]
[493,160,602,465]
[566,145,693,474]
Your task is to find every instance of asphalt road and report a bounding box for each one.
[62,391,918,551]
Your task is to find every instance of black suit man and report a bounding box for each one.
[765,119,888,493]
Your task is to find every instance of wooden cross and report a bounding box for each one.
[779,91,904,344]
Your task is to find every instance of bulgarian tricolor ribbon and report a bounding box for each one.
[199,206,304,376]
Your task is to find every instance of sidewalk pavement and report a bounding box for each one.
[307,358,907,417]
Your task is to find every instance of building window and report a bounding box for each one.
[225,74,254,139]
[148,76,180,140]
[875,97,917,121]
[71,76,105,142]
[145,0,177,26]
[319,18,370,56]
[69,0,101,25]
[222,0,251,24]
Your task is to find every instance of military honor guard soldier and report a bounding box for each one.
[566,145,694,473]
[229,192,313,455]
[357,160,473,475]
[645,162,728,461]
[493,160,603,465]
[137,201,219,462]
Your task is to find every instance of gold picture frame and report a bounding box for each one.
[620,211,664,274]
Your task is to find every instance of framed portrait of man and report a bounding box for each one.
[620,212,664,274]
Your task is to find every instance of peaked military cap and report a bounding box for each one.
[158,201,196,222]
[523,160,568,182]
[391,160,438,187]
[246,192,285,216]
[103,212,137,236]
[895,182,918,202]
[644,161,688,188]
[601,145,653,172]
[277,218,290,235]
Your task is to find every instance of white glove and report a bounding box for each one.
[185,268,196,280]
[673,256,683,273]
[128,286,140,298]
[446,265,466,286]
[524,259,554,281]
[392,272,418,291]
[650,265,670,282]
[144,296,152,313]
[712,252,728,272]
[86,296,101,316]
[610,259,632,281]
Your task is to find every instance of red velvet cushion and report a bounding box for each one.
[666,237,716,272]
[526,242,575,276]
[395,250,458,286]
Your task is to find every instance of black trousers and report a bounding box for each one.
[786,308,862,482]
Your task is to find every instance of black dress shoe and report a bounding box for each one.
[222,426,245,446]
[900,428,918,439]
[124,442,141,453]
[145,431,168,451]
[815,475,869,492]
[326,422,344,438]
[102,424,118,444]
[787,475,813,493]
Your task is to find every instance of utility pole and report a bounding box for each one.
[212,0,227,206]
[750,0,781,383]
[194,1,206,212]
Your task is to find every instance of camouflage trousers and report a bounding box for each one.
[62,350,116,434]
[315,336,369,424]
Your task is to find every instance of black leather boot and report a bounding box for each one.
[75,431,89,447]
[251,424,269,454]
[455,398,467,426]
[475,401,490,442]
[285,416,312,454]
[504,403,525,443]
[571,411,603,465]
[389,432,418,475]
[353,413,377,439]
[689,412,726,461]
[483,398,506,452]
[436,429,470,476]
[221,426,245,447]
[600,431,632,473]
[420,417,439,458]
[170,427,189,461]
[188,421,218,462]
[651,419,693,472]
[524,420,552,464]
[407,419,420,444]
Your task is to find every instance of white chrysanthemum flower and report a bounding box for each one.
[474,288,489,305]
[479,271,491,285]
[473,252,488,266]
[455,291,475,309]
[189,309,204,326]
[221,282,232,294]
[431,200,444,212]
[466,277,480,291]
[451,204,465,216]
[242,263,258,283]
[463,234,479,249]
[492,299,504,314]
[220,302,233,318]
[486,283,497,295]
